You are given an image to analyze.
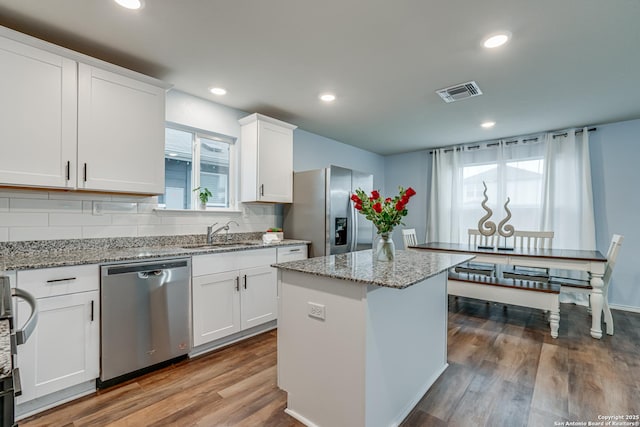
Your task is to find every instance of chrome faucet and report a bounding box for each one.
[207,220,240,243]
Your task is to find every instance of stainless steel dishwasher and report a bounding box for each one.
[99,257,191,387]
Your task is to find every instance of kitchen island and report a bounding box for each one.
[273,249,472,427]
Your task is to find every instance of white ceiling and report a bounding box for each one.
[1,0,639,155]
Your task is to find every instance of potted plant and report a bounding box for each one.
[193,187,212,209]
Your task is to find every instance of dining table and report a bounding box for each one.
[410,242,608,339]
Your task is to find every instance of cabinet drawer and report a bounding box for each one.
[192,248,277,277]
[276,245,308,262]
[17,264,99,298]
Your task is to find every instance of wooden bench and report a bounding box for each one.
[448,271,560,338]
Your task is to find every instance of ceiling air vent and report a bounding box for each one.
[436,81,483,103]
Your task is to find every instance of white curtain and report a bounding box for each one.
[427,128,596,252]
[428,138,546,244]
[427,147,461,243]
[541,128,596,250]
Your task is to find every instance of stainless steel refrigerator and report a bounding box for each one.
[283,165,374,257]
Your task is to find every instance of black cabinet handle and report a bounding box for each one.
[65,161,70,181]
[235,276,240,292]
[46,277,76,284]
[83,163,87,182]
[260,184,264,196]
[90,300,94,322]
[243,274,247,289]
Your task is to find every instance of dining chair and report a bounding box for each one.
[454,229,498,277]
[503,230,555,281]
[401,228,418,249]
[511,230,555,250]
[550,234,623,335]
[468,228,496,248]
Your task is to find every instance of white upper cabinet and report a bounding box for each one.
[77,64,165,194]
[0,28,167,195]
[239,114,297,203]
[0,37,77,188]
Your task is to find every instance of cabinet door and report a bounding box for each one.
[192,271,241,346]
[0,37,77,188]
[240,265,277,330]
[16,291,99,403]
[256,120,293,202]
[77,64,165,194]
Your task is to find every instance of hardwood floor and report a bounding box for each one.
[404,297,640,427]
[19,330,300,427]
[20,298,640,427]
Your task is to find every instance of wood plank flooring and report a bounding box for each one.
[404,297,640,427]
[20,298,640,426]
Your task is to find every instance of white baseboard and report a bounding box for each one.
[16,380,96,420]
[389,363,449,427]
[284,408,320,427]
[189,321,276,358]
[609,303,640,313]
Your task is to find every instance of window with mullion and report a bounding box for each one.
[159,125,234,210]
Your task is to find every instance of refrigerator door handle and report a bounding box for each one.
[351,204,358,252]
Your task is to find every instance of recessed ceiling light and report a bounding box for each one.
[483,32,511,49]
[481,121,496,128]
[114,0,143,10]
[209,87,227,96]
[319,93,336,102]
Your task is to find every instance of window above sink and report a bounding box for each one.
[158,123,237,212]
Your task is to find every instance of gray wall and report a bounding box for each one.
[589,118,640,310]
[293,129,385,191]
[166,90,247,138]
[383,150,431,248]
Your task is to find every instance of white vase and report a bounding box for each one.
[376,232,395,261]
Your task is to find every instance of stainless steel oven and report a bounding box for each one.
[0,276,38,427]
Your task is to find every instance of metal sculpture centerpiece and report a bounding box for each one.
[477,182,497,249]
[476,181,515,250]
[497,197,515,250]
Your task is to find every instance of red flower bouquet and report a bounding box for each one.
[351,187,416,234]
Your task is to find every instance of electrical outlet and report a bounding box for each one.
[307,302,326,320]
[92,202,102,215]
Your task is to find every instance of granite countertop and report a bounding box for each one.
[0,234,310,271]
[272,249,473,289]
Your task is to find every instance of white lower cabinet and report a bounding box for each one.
[15,265,100,405]
[192,248,277,347]
[192,271,242,345]
[240,265,278,330]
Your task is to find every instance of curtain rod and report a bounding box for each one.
[552,127,597,139]
[428,127,597,154]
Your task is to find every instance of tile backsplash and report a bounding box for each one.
[0,188,280,242]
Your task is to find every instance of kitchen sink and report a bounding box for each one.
[181,242,262,250]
